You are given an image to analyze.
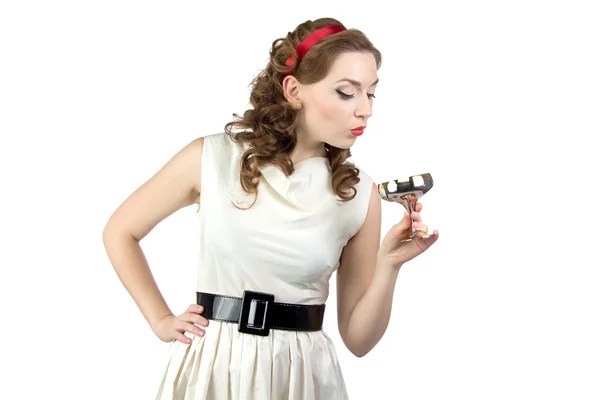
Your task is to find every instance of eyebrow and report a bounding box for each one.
[335,78,379,88]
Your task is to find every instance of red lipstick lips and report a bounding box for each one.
[351,126,365,137]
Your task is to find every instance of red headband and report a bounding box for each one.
[284,24,346,77]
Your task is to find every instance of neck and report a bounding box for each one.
[290,130,327,165]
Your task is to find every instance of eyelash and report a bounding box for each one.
[336,89,376,100]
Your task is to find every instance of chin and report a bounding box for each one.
[345,134,359,146]
[332,139,356,151]
[324,133,357,151]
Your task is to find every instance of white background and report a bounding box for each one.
[1,1,599,399]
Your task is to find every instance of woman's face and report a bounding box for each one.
[297,51,379,150]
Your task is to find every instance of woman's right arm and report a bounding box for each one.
[102,137,206,343]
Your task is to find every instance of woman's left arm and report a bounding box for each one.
[336,184,439,357]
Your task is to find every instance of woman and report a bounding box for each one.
[103,17,439,400]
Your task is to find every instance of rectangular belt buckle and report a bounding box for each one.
[238,290,274,336]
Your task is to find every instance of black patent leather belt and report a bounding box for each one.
[196,291,325,336]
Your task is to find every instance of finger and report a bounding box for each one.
[177,320,205,337]
[182,305,204,320]
[415,202,423,212]
[182,312,208,327]
[421,230,439,245]
[191,314,210,327]
[187,304,204,314]
[399,211,412,228]
[183,312,209,327]
[392,211,412,236]
[411,211,422,222]
[417,223,428,233]
[175,332,193,345]
[188,325,206,337]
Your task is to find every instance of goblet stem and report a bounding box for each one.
[397,192,430,242]
[403,195,416,237]
[400,193,417,239]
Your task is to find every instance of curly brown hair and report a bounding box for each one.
[224,17,382,210]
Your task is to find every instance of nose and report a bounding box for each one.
[355,93,373,119]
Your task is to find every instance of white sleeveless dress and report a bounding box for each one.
[156,132,374,400]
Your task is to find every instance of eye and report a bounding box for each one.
[336,89,377,100]
[336,89,354,99]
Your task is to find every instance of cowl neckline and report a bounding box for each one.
[234,141,334,211]
[259,157,333,210]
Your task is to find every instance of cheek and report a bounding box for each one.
[314,98,349,122]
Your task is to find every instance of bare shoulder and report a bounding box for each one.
[103,136,205,241]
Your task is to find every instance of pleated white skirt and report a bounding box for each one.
[155,321,349,400]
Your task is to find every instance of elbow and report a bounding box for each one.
[102,223,111,246]
[351,350,367,358]
[342,336,372,358]
[102,223,111,242]
[102,220,132,249]
[349,346,371,358]
[102,221,118,246]
[340,328,373,358]
[342,330,381,358]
